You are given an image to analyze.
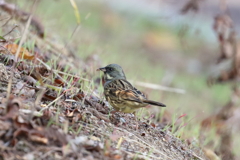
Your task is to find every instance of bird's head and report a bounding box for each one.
[97,64,126,82]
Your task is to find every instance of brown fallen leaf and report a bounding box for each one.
[113,155,122,159]
[5,44,34,60]
[0,95,20,120]
[54,77,65,87]
[13,128,29,139]
[13,116,33,129]
[29,131,48,144]
[42,93,57,101]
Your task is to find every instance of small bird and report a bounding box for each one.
[97,64,166,113]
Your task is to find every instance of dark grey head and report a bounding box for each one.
[97,64,126,82]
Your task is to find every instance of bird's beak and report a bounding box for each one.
[97,67,106,72]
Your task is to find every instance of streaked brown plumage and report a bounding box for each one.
[97,64,166,113]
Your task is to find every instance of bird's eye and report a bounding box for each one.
[109,68,113,71]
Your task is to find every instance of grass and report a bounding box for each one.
[15,0,225,96]
[14,0,234,158]
[59,0,223,117]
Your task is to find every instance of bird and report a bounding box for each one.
[97,64,166,113]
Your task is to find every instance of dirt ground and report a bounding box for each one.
[0,2,207,160]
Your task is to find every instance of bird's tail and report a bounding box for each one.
[143,100,166,107]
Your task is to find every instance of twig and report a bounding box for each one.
[14,16,33,61]
[36,58,68,84]
[131,81,186,94]
[0,16,11,27]
[19,109,42,116]
[6,0,37,100]
[40,147,62,159]
[63,24,81,51]
[88,108,110,122]
[0,15,10,21]
[53,69,90,82]
[39,94,64,113]
[34,86,46,107]
[113,126,172,159]
[2,24,18,37]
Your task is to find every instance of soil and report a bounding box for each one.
[0,6,206,160]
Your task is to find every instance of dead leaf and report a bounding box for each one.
[13,128,29,139]
[5,44,34,60]
[0,96,20,120]
[29,132,48,144]
[54,77,65,87]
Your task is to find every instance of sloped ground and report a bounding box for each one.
[0,7,205,160]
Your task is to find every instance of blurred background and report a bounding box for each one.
[14,0,240,159]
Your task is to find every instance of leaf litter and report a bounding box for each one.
[0,2,206,160]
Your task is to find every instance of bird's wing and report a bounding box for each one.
[105,79,134,90]
[117,89,143,103]
[105,79,166,108]
[105,79,145,103]
[133,87,147,98]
